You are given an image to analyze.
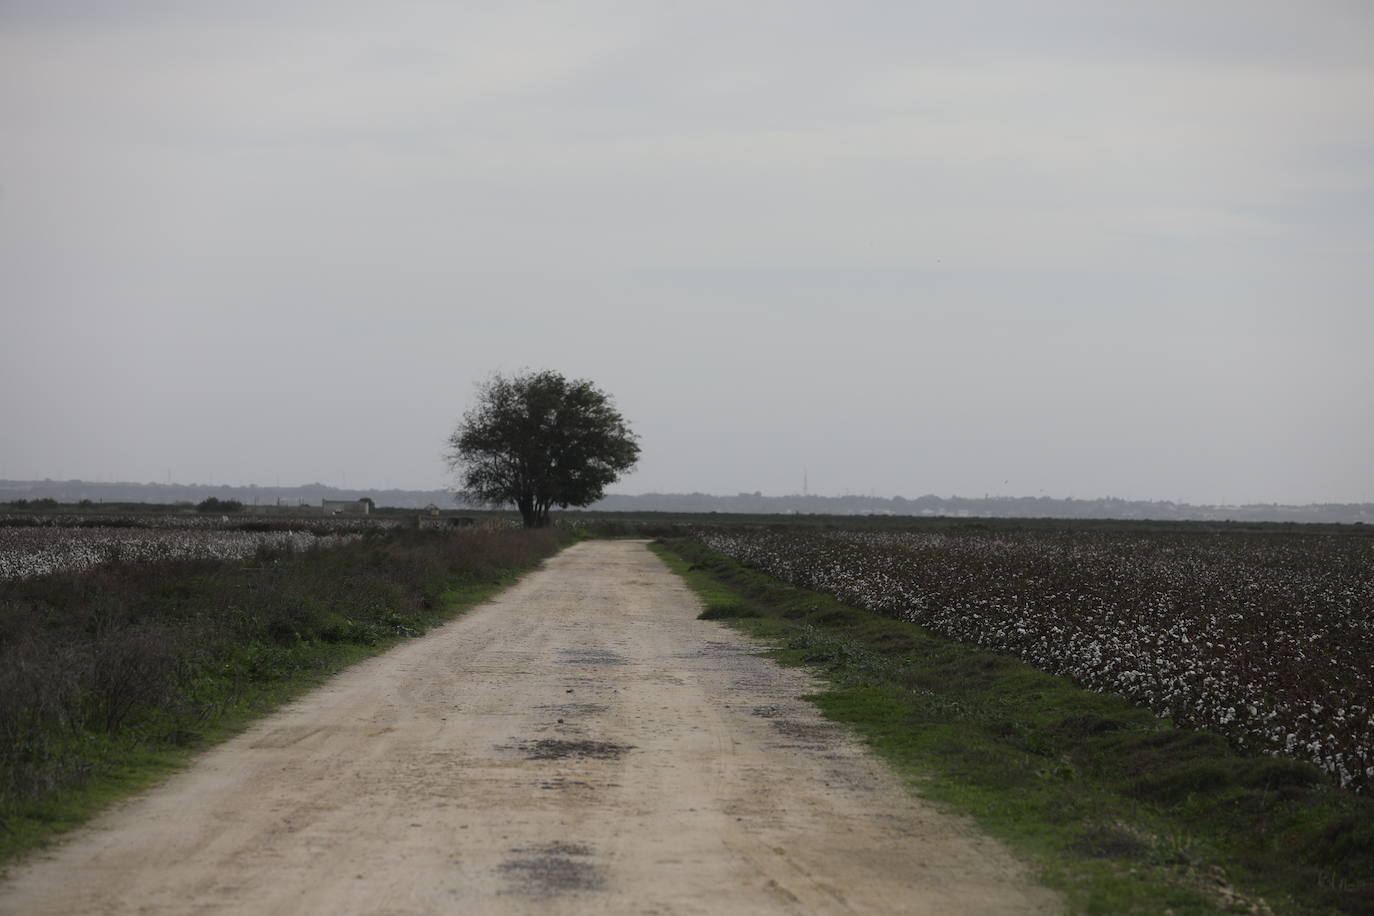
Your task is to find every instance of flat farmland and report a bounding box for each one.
[0,540,1057,914]
[0,513,411,580]
[0,522,367,582]
[5,512,1372,912]
[698,525,1374,792]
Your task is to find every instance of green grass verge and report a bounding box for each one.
[0,536,567,867]
[652,537,1374,916]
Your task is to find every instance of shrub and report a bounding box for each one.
[195,497,243,514]
[0,525,570,822]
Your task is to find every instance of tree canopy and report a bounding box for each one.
[446,370,640,528]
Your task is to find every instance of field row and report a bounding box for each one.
[0,513,404,532]
[697,527,1374,791]
[0,527,361,582]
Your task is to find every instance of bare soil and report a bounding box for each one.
[0,540,1060,914]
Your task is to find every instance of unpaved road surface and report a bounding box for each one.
[0,541,1059,915]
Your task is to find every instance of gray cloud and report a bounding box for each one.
[3,1,1371,504]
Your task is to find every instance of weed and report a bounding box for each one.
[697,600,761,620]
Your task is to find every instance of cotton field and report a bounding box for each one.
[0,513,403,532]
[698,526,1374,792]
[0,524,362,582]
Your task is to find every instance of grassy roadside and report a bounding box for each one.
[652,537,1374,915]
[0,527,572,866]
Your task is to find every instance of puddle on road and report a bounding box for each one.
[501,738,635,760]
[499,842,604,898]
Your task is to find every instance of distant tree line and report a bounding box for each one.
[195,497,243,514]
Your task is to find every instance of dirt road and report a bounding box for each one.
[0,540,1059,915]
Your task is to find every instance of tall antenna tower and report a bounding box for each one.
[803,467,809,497]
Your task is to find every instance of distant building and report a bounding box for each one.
[322,498,371,516]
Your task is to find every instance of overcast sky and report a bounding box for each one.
[3,1,1372,505]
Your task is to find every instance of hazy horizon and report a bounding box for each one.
[5,2,1372,506]
[5,475,1371,511]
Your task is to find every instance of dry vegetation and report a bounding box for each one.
[0,522,568,851]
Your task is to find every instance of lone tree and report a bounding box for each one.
[446,370,640,528]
